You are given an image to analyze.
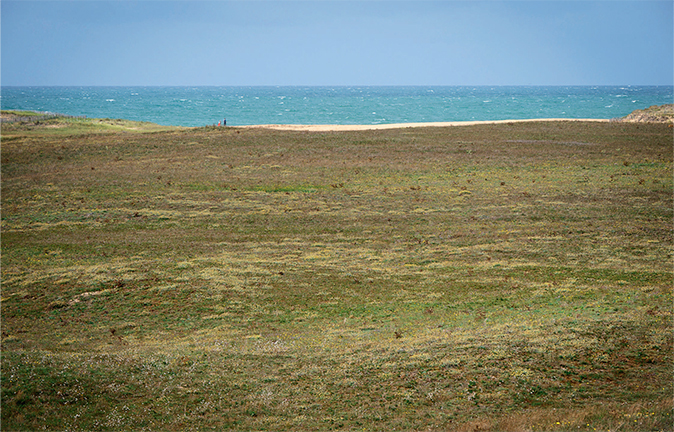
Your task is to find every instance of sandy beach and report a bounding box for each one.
[242,118,609,132]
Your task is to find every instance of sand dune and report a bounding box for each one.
[241,118,609,132]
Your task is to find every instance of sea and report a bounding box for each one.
[1,86,672,127]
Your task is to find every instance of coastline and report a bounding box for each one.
[240,118,609,132]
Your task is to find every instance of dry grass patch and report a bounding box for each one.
[2,120,672,431]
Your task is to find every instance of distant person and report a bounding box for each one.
[218,121,221,126]
[223,118,227,126]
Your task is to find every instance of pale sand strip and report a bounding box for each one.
[241,118,609,132]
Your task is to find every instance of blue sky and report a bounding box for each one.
[2,1,672,86]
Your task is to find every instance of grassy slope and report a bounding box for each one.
[1,118,672,431]
[619,104,673,123]
[1,110,181,136]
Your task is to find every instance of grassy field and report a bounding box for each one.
[1,113,672,431]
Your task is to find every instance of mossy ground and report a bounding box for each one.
[2,115,672,431]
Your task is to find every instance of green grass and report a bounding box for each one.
[2,117,672,431]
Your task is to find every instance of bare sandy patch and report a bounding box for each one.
[241,118,608,132]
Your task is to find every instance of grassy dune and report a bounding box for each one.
[1,110,180,136]
[1,114,672,431]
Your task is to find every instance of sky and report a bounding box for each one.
[1,0,673,86]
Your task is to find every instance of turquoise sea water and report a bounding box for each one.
[1,86,672,127]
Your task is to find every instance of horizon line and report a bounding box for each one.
[3,84,673,88]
